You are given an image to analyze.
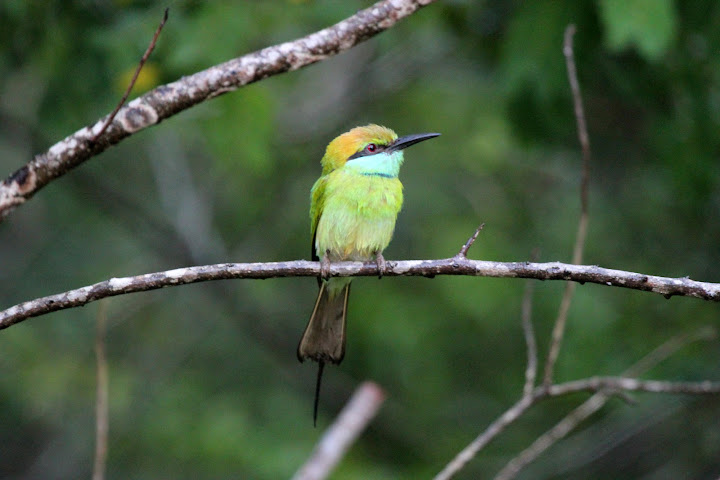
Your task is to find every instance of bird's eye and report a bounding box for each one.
[365,143,377,153]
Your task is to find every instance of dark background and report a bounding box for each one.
[1,1,719,478]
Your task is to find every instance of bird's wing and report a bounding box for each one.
[309,175,327,262]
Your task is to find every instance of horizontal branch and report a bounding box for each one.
[2,256,719,330]
[0,0,435,221]
[544,376,720,397]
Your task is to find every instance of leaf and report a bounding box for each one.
[598,0,677,61]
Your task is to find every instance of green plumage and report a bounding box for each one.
[297,124,439,424]
[313,170,403,263]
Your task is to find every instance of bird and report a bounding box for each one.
[297,124,439,425]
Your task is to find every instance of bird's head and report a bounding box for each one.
[320,124,439,176]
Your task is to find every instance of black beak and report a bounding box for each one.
[387,132,440,152]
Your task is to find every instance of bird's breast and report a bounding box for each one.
[315,171,404,261]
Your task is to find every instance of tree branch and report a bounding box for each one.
[434,395,536,480]
[544,377,720,396]
[494,326,717,480]
[457,223,484,258]
[493,393,606,480]
[0,0,436,221]
[435,375,720,480]
[2,257,719,330]
[292,382,385,480]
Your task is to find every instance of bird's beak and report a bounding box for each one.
[387,132,440,152]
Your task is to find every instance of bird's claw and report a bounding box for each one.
[320,253,331,281]
[375,252,386,279]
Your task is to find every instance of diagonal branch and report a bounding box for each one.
[2,257,720,330]
[434,373,720,480]
[292,382,385,480]
[457,223,485,258]
[0,0,436,221]
[434,395,536,480]
[494,326,717,480]
[437,377,719,480]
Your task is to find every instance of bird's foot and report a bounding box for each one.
[320,253,331,281]
[375,251,386,279]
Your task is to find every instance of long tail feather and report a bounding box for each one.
[297,280,350,363]
[313,361,325,427]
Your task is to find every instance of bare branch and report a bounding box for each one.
[544,24,593,385]
[435,24,716,480]
[494,393,603,480]
[2,257,719,330]
[544,280,579,385]
[292,382,385,480]
[545,377,720,396]
[495,326,718,480]
[0,0,437,221]
[434,395,537,480]
[564,25,591,214]
[438,373,720,480]
[456,223,484,258]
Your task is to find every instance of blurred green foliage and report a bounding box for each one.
[1,1,720,478]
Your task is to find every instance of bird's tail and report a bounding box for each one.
[297,279,350,364]
[297,279,350,425]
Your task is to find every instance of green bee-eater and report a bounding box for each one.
[297,124,439,423]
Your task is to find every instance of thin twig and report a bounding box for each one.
[565,25,591,214]
[437,374,720,480]
[91,8,169,143]
[2,257,720,330]
[457,223,485,258]
[494,326,718,480]
[544,24,592,386]
[92,301,109,480]
[625,325,717,377]
[434,395,536,480]
[292,382,385,480]
[494,393,605,480]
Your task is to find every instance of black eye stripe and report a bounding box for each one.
[347,143,387,161]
